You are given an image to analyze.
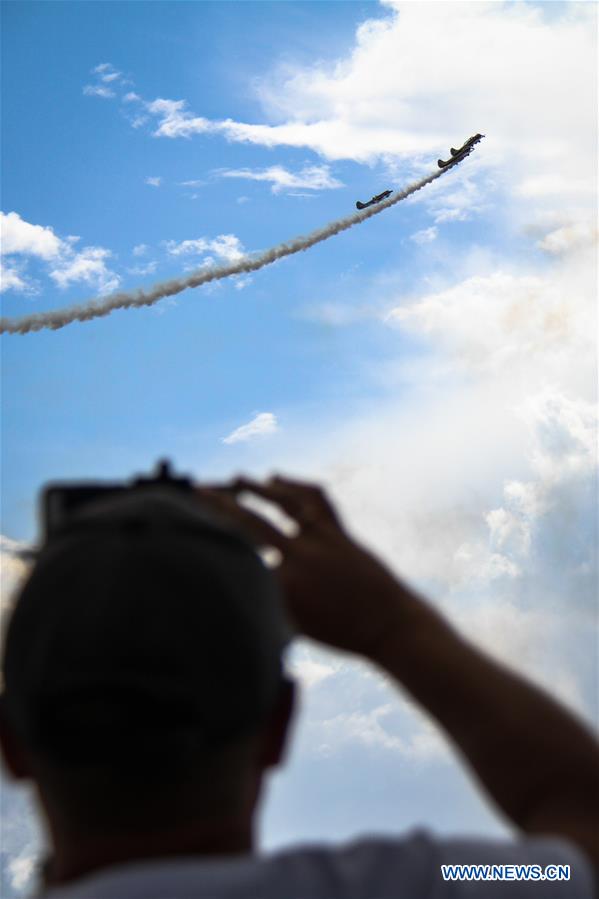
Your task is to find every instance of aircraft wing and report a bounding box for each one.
[438,133,484,169]
[356,189,392,210]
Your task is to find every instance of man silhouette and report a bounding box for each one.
[1,473,597,897]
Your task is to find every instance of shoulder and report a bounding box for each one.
[268,831,594,898]
[267,829,436,895]
[34,833,595,899]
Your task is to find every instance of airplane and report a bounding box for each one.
[438,133,484,169]
[356,189,393,210]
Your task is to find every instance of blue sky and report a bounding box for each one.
[2,1,462,538]
[1,1,597,894]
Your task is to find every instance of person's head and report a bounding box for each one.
[0,484,296,847]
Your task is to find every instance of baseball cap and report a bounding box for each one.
[1,484,292,765]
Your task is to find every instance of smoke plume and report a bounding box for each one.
[1,168,447,335]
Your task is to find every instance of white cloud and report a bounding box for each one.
[8,852,36,891]
[446,389,596,718]
[297,301,372,327]
[123,91,141,103]
[0,259,38,295]
[89,62,122,87]
[146,98,215,138]
[451,599,586,713]
[49,246,120,295]
[145,94,415,158]
[126,261,158,276]
[0,535,30,561]
[84,63,129,102]
[0,262,26,293]
[222,412,279,445]
[125,1,594,296]
[1,212,121,296]
[320,704,404,753]
[164,238,209,256]
[385,259,595,382]
[165,233,245,264]
[219,164,343,194]
[315,702,445,761]
[288,655,338,689]
[132,243,149,257]
[282,641,450,764]
[263,383,596,726]
[145,176,162,187]
[137,2,594,208]
[453,542,521,583]
[233,275,252,291]
[0,537,30,646]
[426,176,488,225]
[226,207,596,728]
[0,5,595,879]
[410,226,437,245]
[1,211,62,259]
[514,174,590,201]
[450,390,596,604]
[537,221,597,256]
[83,84,115,99]
[208,235,245,263]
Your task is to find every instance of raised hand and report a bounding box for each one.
[196,475,416,659]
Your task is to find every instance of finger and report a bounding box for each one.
[271,475,341,524]
[234,475,341,528]
[197,488,289,548]
[230,477,307,521]
[194,488,290,551]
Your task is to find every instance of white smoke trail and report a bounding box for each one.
[1,167,447,335]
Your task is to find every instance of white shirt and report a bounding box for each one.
[37,832,594,899]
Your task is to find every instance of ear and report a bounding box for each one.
[258,677,297,770]
[0,696,32,780]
